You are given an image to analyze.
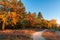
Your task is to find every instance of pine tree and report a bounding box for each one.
[18,0,25,14]
[38,12,43,19]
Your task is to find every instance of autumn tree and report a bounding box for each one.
[0,0,58,30]
[0,0,26,30]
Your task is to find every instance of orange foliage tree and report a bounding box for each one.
[0,0,58,30]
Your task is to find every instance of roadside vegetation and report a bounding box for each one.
[0,0,59,31]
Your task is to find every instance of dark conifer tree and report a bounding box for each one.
[38,12,43,19]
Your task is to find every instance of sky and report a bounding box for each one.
[0,0,60,24]
[21,0,60,24]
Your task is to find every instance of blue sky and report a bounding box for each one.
[22,0,60,24]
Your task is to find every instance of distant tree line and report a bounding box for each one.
[0,0,59,30]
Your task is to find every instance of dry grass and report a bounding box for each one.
[0,30,35,40]
[42,31,60,40]
[0,30,60,40]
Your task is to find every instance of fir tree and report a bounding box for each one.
[38,12,43,19]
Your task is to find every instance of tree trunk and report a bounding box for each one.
[2,22,5,30]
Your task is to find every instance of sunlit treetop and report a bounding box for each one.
[0,0,25,13]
